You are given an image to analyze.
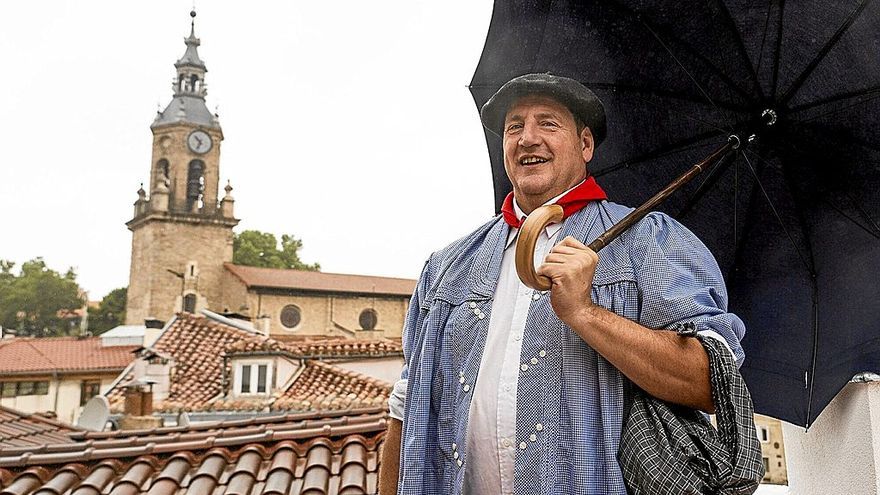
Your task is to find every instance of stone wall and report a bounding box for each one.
[126,218,234,325]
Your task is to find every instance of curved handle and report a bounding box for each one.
[515,204,564,291]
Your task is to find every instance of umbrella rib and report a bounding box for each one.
[739,150,813,274]
[770,0,786,100]
[593,130,725,178]
[605,0,756,106]
[676,149,737,218]
[797,92,880,125]
[637,21,736,134]
[712,0,765,101]
[778,0,873,106]
[823,197,880,240]
[789,85,880,114]
[754,0,774,81]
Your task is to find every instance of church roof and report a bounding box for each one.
[151,95,219,130]
[224,263,417,297]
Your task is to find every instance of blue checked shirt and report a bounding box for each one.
[396,200,746,495]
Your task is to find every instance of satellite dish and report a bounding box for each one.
[77,396,111,431]
[177,411,191,427]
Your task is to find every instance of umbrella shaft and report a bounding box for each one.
[587,139,737,252]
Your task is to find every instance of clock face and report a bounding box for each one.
[187,130,213,154]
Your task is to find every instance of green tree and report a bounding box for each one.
[233,230,320,271]
[0,258,84,336]
[88,287,127,335]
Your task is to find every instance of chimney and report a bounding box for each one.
[144,318,164,347]
[118,381,162,430]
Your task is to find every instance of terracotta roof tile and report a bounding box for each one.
[224,263,416,296]
[0,406,79,449]
[106,314,396,414]
[0,337,136,374]
[0,410,385,495]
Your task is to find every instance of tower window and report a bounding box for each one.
[190,75,199,92]
[183,293,197,313]
[186,160,205,210]
[359,309,378,330]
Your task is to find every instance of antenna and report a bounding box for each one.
[77,396,111,431]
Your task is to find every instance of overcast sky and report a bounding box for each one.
[0,1,497,299]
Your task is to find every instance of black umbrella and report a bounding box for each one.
[470,0,880,428]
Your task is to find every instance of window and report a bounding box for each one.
[757,425,770,443]
[280,305,301,329]
[80,381,101,406]
[183,293,197,313]
[1,383,15,398]
[34,381,49,395]
[241,364,251,393]
[359,309,378,330]
[257,365,267,393]
[17,382,34,396]
[236,362,272,395]
[156,159,169,185]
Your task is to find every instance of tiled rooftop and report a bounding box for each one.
[228,336,404,359]
[106,314,395,414]
[0,337,137,375]
[0,406,79,449]
[0,408,388,495]
[225,263,417,297]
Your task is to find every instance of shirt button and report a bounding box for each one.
[459,376,465,384]
[532,293,541,300]
[504,384,511,392]
[539,350,547,358]
[530,357,538,365]
[502,438,511,448]
[536,423,544,431]
[473,308,480,315]
[454,451,459,459]
[514,334,522,342]
[452,443,457,450]
[529,433,537,442]
[469,302,477,309]
[478,313,485,320]
[457,459,463,467]
[463,384,470,392]
[520,364,529,372]
[519,442,527,450]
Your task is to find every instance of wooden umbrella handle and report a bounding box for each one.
[515,204,564,291]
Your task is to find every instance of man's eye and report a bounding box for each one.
[540,121,559,127]
[506,123,523,132]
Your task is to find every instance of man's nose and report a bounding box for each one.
[519,123,540,147]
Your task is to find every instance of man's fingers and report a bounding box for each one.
[558,236,588,249]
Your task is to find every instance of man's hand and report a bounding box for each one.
[536,235,715,413]
[536,235,598,325]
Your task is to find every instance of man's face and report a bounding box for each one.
[502,95,594,213]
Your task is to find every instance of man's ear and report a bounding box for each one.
[580,127,595,164]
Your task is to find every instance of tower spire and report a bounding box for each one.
[152,9,218,130]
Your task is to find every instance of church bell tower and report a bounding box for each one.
[125,10,239,325]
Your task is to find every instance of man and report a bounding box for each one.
[380,73,745,494]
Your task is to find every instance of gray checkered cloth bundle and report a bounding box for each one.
[618,331,764,495]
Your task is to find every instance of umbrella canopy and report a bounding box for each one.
[470,0,880,428]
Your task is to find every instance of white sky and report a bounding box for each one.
[0,1,497,300]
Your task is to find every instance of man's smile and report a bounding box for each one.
[519,155,550,166]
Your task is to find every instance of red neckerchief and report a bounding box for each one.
[501,176,607,228]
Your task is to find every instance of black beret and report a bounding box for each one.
[480,73,607,146]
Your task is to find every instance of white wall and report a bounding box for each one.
[332,357,404,384]
[783,382,880,495]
